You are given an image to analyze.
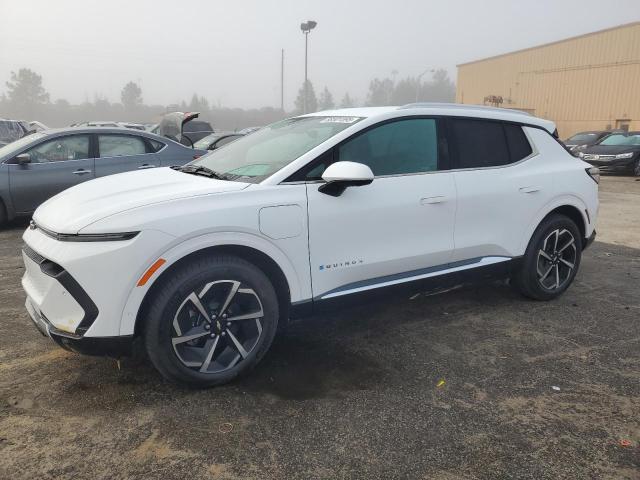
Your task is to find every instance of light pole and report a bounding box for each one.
[300,20,317,113]
[415,68,435,102]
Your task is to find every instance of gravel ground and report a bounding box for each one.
[0,176,638,479]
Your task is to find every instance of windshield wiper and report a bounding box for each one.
[172,164,232,180]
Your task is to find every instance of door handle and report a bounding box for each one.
[420,196,446,205]
[519,186,541,194]
[72,169,92,175]
[138,164,157,169]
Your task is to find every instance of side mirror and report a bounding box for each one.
[319,161,374,197]
[16,153,31,165]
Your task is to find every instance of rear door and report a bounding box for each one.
[8,134,94,213]
[448,118,555,260]
[94,133,158,177]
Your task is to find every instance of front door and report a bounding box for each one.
[304,117,457,300]
[8,134,94,213]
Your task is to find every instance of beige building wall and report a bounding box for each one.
[456,22,640,139]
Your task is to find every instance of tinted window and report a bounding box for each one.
[451,119,509,168]
[337,118,439,176]
[25,135,90,163]
[98,135,146,157]
[504,124,532,161]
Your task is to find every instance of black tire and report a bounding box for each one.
[143,254,279,387]
[633,158,640,177]
[513,214,582,301]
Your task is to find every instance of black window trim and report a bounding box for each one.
[282,115,450,183]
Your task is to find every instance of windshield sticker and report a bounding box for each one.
[319,117,361,124]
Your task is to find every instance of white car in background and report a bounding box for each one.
[21,104,599,387]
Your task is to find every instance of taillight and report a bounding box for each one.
[586,167,600,184]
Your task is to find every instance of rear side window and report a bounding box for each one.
[149,139,165,152]
[451,119,509,168]
[450,119,532,168]
[504,124,533,161]
[98,135,146,157]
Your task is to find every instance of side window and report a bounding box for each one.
[337,118,439,176]
[504,124,533,161]
[98,135,146,158]
[148,139,165,152]
[450,119,509,168]
[25,135,90,163]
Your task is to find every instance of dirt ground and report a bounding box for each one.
[0,176,639,479]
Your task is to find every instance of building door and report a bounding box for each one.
[615,119,631,132]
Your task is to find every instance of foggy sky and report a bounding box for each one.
[1,0,638,110]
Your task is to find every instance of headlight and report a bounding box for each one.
[31,221,139,242]
[615,152,634,159]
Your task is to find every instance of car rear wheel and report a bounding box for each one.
[143,255,279,387]
[513,214,582,301]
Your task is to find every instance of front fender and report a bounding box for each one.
[119,231,307,336]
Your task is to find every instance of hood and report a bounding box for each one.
[158,112,199,145]
[33,167,249,233]
[581,144,640,155]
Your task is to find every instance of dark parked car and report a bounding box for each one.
[0,127,206,225]
[193,132,244,151]
[563,130,614,151]
[579,131,640,176]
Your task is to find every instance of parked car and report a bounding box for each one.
[563,130,615,151]
[0,118,28,147]
[28,121,49,132]
[156,112,214,146]
[0,127,206,224]
[578,131,640,175]
[193,132,244,151]
[21,104,599,387]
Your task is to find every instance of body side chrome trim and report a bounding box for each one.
[319,256,512,300]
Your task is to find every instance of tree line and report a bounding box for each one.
[1,67,455,130]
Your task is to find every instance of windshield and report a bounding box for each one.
[0,132,46,158]
[191,116,363,182]
[566,133,597,143]
[194,133,220,150]
[599,134,640,146]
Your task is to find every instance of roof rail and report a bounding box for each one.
[399,102,532,116]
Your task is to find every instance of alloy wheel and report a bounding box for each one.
[536,228,577,291]
[171,280,264,373]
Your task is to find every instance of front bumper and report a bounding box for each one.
[21,227,174,338]
[25,297,132,357]
[586,157,636,173]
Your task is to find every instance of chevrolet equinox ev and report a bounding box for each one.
[21,104,599,387]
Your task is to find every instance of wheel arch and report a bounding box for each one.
[521,198,590,254]
[133,244,292,337]
[120,232,306,337]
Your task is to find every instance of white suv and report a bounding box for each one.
[21,104,599,387]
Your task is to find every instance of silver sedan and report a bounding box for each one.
[0,127,207,225]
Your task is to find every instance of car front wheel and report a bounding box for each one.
[143,255,279,387]
[513,214,582,301]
